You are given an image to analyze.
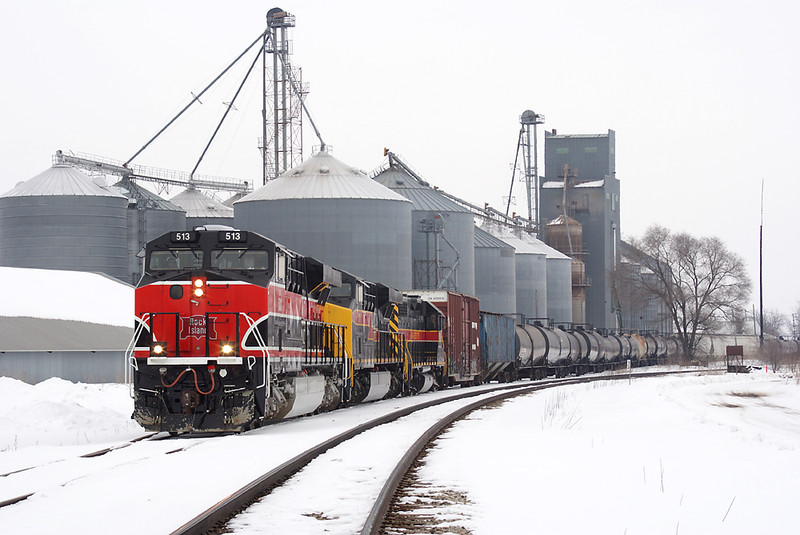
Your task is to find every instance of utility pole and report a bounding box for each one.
[759,179,764,346]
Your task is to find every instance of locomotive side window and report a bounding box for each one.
[149,249,203,271]
[329,282,353,300]
[211,249,270,271]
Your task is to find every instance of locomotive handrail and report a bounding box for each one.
[239,313,270,410]
[148,312,180,358]
[125,315,150,397]
[331,325,352,386]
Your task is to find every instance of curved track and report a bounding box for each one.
[170,369,714,534]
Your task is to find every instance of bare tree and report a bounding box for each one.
[761,309,788,337]
[629,225,751,362]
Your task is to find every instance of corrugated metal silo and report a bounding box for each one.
[520,235,572,324]
[0,164,128,280]
[484,226,547,321]
[473,226,516,314]
[373,163,475,294]
[235,149,413,290]
[113,178,186,284]
[170,186,234,230]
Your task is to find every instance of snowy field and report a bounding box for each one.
[0,368,798,534]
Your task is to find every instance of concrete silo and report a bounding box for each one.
[170,185,234,230]
[473,226,516,314]
[235,149,412,290]
[113,178,186,284]
[0,164,128,280]
[373,160,475,295]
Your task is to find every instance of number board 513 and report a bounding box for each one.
[219,230,247,243]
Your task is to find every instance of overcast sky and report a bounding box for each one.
[2,0,798,319]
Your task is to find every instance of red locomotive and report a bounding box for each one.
[130,227,449,433]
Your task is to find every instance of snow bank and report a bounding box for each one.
[0,377,141,454]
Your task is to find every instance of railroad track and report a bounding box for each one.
[171,368,714,534]
[0,430,203,510]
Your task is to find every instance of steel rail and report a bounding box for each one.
[169,381,555,535]
[0,432,164,509]
[360,368,719,534]
[170,368,716,534]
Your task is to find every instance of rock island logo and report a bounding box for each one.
[180,315,218,340]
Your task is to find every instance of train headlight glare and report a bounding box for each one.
[221,343,234,355]
[151,342,167,356]
[193,279,204,288]
[194,287,205,297]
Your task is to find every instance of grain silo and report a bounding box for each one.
[484,225,547,321]
[518,234,572,324]
[235,149,412,290]
[0,164,129,280]
[170,185,234,230]
[373,160,475,295]
[473,226,516,314]
[113,178,186,284]
[545,214,587,325]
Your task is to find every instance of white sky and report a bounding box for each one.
[1,0,798,316]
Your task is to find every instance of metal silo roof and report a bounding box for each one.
[170,187,234,218]
[474,226,514,249]
[112,178,183,211]
[546,214,581,227]
[222,192,246,207]
[237,151,409,202]
[1,164,126,198]
[372,166,469,213]
[517,234,571,260]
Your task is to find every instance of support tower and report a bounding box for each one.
[262,8,306,183]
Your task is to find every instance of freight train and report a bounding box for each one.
[129,227,671,433]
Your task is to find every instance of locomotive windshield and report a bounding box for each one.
[149,249,203,271]
[211,249,270,271]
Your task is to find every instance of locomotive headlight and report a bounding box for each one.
[150,342,167,357]
[220,340,236,356]
[192,277,205,298]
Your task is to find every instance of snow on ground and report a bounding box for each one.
[416,369,800,535]
[0,266,132,327]
[0,369,798,534]
[0,378,142,456]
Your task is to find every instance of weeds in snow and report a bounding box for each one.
[1,435,19,452]
[541,390,581,430]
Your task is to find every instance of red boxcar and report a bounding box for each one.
[413,290,481,386]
